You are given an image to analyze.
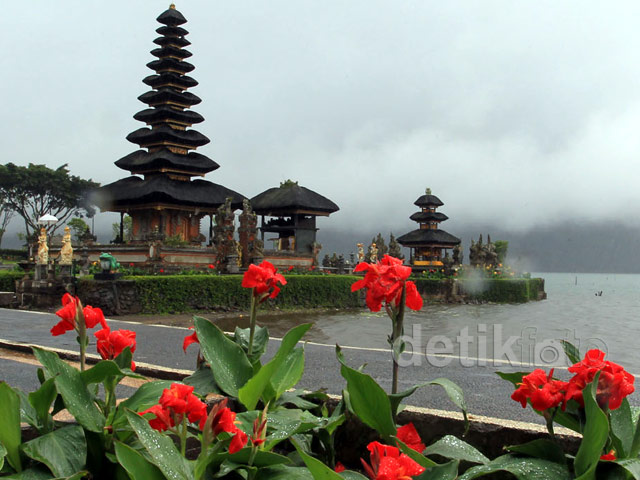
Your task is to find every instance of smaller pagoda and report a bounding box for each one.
[397,188,460,270]
[251,180,339,268]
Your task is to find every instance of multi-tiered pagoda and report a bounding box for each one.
[99,5,245,244]
[397,188,460,270]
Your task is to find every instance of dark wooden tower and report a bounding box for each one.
[397,188,460,269]
[98,5,244,244]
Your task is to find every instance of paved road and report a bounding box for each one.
[2,308,635,425]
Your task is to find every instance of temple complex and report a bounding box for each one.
[251,181,339,268]
[397,188,460,270]
[97,5,245,245]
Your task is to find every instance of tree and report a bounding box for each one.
[494,240,509,264]
[68,217,91,242]
[112,215,133,243]
[0,163,99,239]
[0,197,15,248]
[388,233,404,260]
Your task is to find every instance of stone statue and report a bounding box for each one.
[452,243,463,265]
[442,252,454,276]
[37,228,48,265]
[369,243,378,263]
[213,198,237,272]
[59,226,73,265]
[238,199,259,268]
[356,243,365,263]
[311,241,322,266]
[484,235,498,268]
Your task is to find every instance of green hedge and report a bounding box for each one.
[0,249,28,260]
[0,271,23,292]
[125,274,362,314]
[458,278,544,303]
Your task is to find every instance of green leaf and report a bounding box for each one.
[16,388,40,431]
[28,379,57,433]
[114,441,165,480]
[3,467,55,479]
[428,378,469,433]
[270,347,305,400]
[424,435,489,465]
[459,454,571,480]
[22,425,86,478]
[560,340,581,365]
[276,390,318,410]
[183,365,221,397]
[118,380,173,412]
[0,441,6,471]
[574,373,609,480]
[507,438,567,465]
[613,459,640,479]
[335,345,396,437]
[80,359,142,385]
[32,348,105,433]
[125,409,193,480]
[255,465,314,479]
[388,383,427,416]
[496,371,527,387]
[235,325,270,359]
[239,324,312,410]
[194,316,253,397]
[291,438,344,480]
[396,439,437,468]
[0,382,23,472]
[610,398,634,458]
[416,460,460,480]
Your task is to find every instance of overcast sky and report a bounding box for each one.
[3,1,640,244]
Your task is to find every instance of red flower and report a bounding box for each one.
[142,383,208,431]
[287,265,294,271]
[95,325,137,370]
[182,327,199,352]
[565,349,635,410]
[229,429,248,454]
[334,462,346,473]
[242,260,286,300]
[361,441,425,480]
[600,450,616,461]
[511,369,567,411]
[208,264,215,269]
[206,398,249,452]
[129,263,134,267]
[351,255,423,312]
[397,423,425,453]
[51,294,107,336]
[159,269,164,273]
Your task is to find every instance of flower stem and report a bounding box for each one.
[76,304,87,372]
[180,416,188,456]
[247,293,258,357]
[390,287,407,395]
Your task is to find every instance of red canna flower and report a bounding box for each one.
[95,325,137,370]
[565,349,635,410]
[242,260,287,301]
[361,441,425,480]
[205,398,249,452]
[229,429,248,454]
[600,450,616,461]
[182,327,199,352]
[287,265,294,271]
[397,423,425,453]
[51,293,107,336]
[208,264,215,269]
[334,462,346,473]
[511,369,567,411]
[142,383,208,431]
[351,255,423,312]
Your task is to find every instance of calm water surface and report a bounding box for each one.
[254,273,640,373]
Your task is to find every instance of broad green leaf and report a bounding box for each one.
[114,441,165,480]
[0,382,22,472]
[3,467,55,479]
[80,359,142,385]
[459,454,571,480]
[388,383,427,416]
[183,365,221,397]
[507,438,567,465]
[613,459,640,479]
[416,460,460,480]
[235,325,270,359]
[276,390,318,410]
[425,435,489,465]
[0,441,6,471]
[32,348,105,433]
[574,374,609,480]
[118,380,173,412]
[196,447,290,477]
[611,398,634,458]
[28,379,56,433]
[269,347,305,399]
[16,388,39,431]
[496,371,527,387]
[239,324,311,410]
[428,378,469,433]
[255,465,314,479]
[125,409,193,480]
[339,472,369,480]
[291,438,345,480]
[631,408,640,458]
[113,346,135,373]
[336,345,396,437]
[396,439,437,468]
[194,316,253,397]
[22,425,86,478]
[560,340,581,365]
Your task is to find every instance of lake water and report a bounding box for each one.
[255,272,640,375]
